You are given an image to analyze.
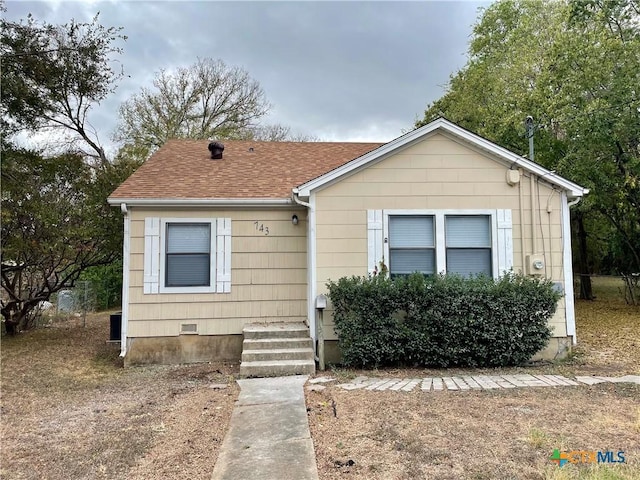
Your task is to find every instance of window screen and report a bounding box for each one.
[445,215,491,277]
[389,216,435,276]
[166,223,211,287]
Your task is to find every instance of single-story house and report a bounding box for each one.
[108,118,589,369]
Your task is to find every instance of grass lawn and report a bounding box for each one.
[307,277,640,479]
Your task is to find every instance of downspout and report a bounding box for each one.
[292,188,311,209]
[567,197,582,208]
[561,193,582,345]
[292,189,319,361]
[120,203,130,358]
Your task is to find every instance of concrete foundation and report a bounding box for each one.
[532,336,573,361]
[322,340,342,367]
[125,334,243,366]
[124,334,572,368]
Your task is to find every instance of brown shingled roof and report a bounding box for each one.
[109,139,383,200]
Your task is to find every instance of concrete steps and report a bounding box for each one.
[240,323,315,377]
[242,348,315,362]
[243,337,312,350]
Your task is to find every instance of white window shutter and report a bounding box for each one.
[496,209,513,276]
[367,210,383,275]
[143,217,160,294]
[216,218,232,293]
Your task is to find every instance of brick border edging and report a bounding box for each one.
[306,374,640,392]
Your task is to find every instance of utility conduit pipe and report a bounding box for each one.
[519,169,526,273]
[531,173,539,254]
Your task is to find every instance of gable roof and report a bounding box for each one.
[108,118,588,207]
[296,118,589,199]
[108,140,382,205]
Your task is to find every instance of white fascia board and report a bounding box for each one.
[296,118,589,198]
[107,197,295,208]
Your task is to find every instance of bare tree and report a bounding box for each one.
[114,58,272,157]
[245,124,323,142]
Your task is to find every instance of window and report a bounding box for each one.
[165,223,211,287]
[144,217,231,295]
[382,211,498,278]
[445,215,492,277]
[389,215,435,277]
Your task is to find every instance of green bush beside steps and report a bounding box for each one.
[327,272,561,369]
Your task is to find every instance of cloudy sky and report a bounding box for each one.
[6,0,489,148]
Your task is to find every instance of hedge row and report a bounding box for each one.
[326,273,560,368]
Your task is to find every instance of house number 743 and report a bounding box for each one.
[254,221,270,235]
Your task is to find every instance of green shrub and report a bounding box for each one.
[326,272,560,368]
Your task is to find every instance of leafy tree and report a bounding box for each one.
[1,11,127,166]
[1,8,136,332]
[114,57,274,158]
[1,144,139,333]
[418,0,640,297]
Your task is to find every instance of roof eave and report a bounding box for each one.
[106,197,296,208]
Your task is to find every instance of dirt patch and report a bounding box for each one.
[307,384,640,479]
[572,278,640,375]
[127,379,237,480]
[0,313,239,480]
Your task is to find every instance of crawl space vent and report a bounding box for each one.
[180,323,198,334]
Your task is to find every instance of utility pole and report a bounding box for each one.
[525,115,535,162]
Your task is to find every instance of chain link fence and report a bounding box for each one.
[3,267,122,333]
[52,280,98,327]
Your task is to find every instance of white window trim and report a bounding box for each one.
[159,218,217,294]
[383,209,498,278]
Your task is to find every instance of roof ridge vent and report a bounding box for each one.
[208,141,224,159]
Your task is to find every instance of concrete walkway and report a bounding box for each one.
[211,375,318,480]
[307,373,640,392]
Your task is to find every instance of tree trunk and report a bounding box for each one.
[575,211,593,300]
[2,307,20,335]
[2,302,32,335]
[4,319,18,335]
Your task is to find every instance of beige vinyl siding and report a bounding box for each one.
[128,208,307,336]
[315,132,567,340]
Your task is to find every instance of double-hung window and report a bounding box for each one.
[445,215,492,277]
[143,217,231,295]
[385,212,496,278]
[165,223,211,287]
[388,216,435,278]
